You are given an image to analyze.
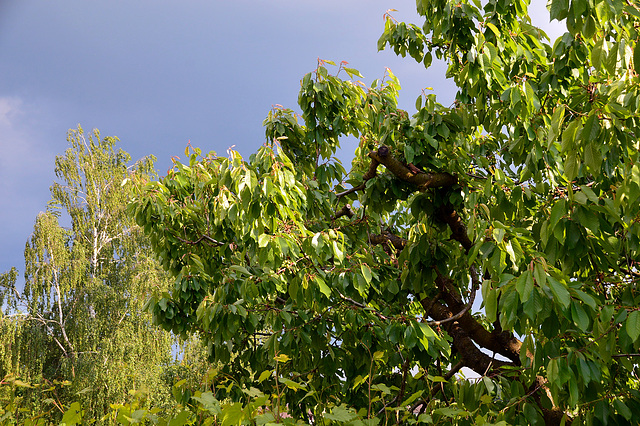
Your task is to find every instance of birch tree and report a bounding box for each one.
[1,126,176,420]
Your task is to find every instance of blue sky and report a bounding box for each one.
[0,0,564,279]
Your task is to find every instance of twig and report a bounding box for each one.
[336,155,380,198]
[339,293,389,320]
[171,232,225,247]
[426,287,476,327]
[336,183,365,198]
[410,360,465,414]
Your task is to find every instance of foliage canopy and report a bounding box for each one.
[131,0,640,424]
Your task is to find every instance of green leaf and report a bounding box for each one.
[485,288,498,323]
[533,262,547,287]
[561,120,580,153]
[549,0,569,21]
[614,398,633,420]
[626,310,640,342]
[258,233,270,248]
[324,405,356,422]
[570,289,597,310]
[548,105,566,147]
[571,302,590,331]
[583,15,596,39]
[61,402,83,425]
[220,403,243,426]
[417,322,435,351]
[401,390,424,406]
[515,271,534,303]
[332,241,344,263]
[274,353,290,363]
[584,143,602,175]
[564,150,579,182]
[547,358,558,384]
[433,407,470,418]
[311,232,324,255]
[549,199,566,230]
[191,392,221,415]
[361,264,373,284]
[423,51,433,68]
[523,403,543,425]
[258,370,272,382]
[244,168,255,192]
[547,277,571,308]
[315,275,331,298]
[405,144,415,164]
[279,377,306,391]
[592,38,605,70]
[343,67,363,78]
[485,22,500,38]
[581,114,599,142]
[568,377,579,406]
[229,265,250,276]
[523,289,543,321]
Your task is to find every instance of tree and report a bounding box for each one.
[130,1,640,424]
[1,126,179,421]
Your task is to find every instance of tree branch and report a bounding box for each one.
[336,155,379,198]
[336,183,365,198]
[368,232,407,252]
[368,145,457,190]
[337,144,456,198]
[170,231,225,247]
[333,204,355,220]
[425,287,476,327]
[437,204,473,253]
[431,272,522,365]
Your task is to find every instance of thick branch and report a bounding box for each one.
[437,205,473,252]
[449,322,513,375]
[369,232,407,252]
[433,273,522,364]
[337,144,456,198]
[333,204,355,220]
[426,287,476,327]
[423,295,568,425]
[369,145,457,190]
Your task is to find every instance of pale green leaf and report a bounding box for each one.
[258,370,272,383]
